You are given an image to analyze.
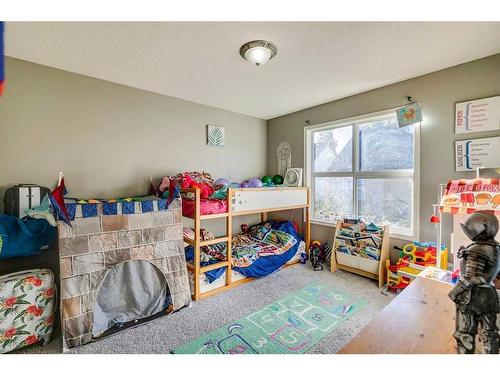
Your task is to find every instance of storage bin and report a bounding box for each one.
[336,251,360,269]
[359,257,380,274]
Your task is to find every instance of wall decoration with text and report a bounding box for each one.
[455,95,500,134]
[455,136,500,172]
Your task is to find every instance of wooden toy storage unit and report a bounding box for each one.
[330,220,390,288]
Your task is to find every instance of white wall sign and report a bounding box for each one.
[455,136,500,172]
[455,95,500,134]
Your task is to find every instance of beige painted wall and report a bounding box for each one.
[267,54,500,256]
[0,57,267,203]
[2,54,500,266]
[0,57,268,246]
[0,57,267,285]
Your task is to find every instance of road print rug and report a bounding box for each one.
[172,282,367,354]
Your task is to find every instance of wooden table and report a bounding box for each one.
[339,277,457,354]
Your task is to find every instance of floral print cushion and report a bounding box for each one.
[0,269,55,353]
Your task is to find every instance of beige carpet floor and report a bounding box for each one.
[16,265,393,354]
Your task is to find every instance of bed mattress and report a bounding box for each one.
[182,198,228,217]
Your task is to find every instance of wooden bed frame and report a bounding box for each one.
[181,187,310,300]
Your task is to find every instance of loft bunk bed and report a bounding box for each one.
[181,186,310,300]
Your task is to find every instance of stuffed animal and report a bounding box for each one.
[157,176,170,195]
[181,173,214,199]
[159,172,216,199]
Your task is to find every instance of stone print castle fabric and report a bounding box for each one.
[58,198,190,349]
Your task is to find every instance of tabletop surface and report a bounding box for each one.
[339,277,457,354]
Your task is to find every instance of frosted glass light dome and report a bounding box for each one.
[239,40,277,67]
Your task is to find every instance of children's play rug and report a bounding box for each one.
[172,282,367,354]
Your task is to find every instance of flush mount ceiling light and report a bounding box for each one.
[239,40,278,67]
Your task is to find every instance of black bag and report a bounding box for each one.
[3,184,51,218]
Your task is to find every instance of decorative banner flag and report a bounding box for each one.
[396,102,422,128]
[167,178,180,207]
[0,22,4,96]
[49,174,72,225]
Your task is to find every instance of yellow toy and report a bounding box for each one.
[386,259,423,293]
[399,243,448,267]
[386,242,448,293]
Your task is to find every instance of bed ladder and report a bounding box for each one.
[191,188,233,301]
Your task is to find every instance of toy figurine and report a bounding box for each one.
[309,240,324,271]
[448,211,500,354]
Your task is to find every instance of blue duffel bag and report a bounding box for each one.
[0,215,57,258]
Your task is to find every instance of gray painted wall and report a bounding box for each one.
[0,57,266,282]
[0,57,267,233]
[2,54,500,271]
[0,57,267,202]
[267,53,500,254]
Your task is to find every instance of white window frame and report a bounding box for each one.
[304,108,420,241]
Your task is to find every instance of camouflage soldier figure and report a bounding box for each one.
[448,211,500,354]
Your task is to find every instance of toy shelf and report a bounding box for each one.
[330,221,390,288]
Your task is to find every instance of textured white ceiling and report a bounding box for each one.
[5,22,500,119]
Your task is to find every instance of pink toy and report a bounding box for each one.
[158,176,170,195]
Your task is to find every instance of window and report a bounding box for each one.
[305,110,419,239]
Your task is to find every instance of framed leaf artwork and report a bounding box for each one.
[207,125,225,147]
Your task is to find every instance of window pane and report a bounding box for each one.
[313,126,352,172]
[314,177,354,222]
[357,178,413,235]
[359,117,414,171]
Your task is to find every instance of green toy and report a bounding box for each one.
[272,175,284,185]
[261,175,273,184]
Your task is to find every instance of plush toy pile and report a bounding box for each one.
[177,172,214,199]
[157,172,214,199]
[155,172,287,201]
